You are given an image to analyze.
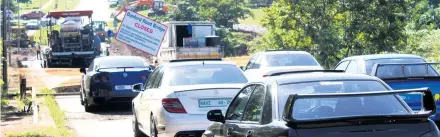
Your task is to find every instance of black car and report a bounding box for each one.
[80,56,153,112]
[203,70,439,137]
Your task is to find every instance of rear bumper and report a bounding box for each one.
[157,112,211,137]
[88,90,139,105]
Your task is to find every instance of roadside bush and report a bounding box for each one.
[6,132,48,137]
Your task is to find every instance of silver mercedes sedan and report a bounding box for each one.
[131,59,248,137]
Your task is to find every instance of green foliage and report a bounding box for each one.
[218,28,253,57]
[405,29,440,62]
[6,132,48,137]
[197,0,252,27]
[407,0,440,30]
[256,0,409,68]
[43,94,75,137]
[168,0,201,21]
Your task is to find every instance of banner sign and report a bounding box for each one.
[115,10,168,56]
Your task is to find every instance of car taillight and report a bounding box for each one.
[263,74,269,77]
[100,75,109,83]
[162,98,186,113]
[92,76,100,83]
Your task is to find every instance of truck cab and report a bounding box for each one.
[157,21,222,63]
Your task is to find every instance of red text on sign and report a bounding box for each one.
[134,23,153,34]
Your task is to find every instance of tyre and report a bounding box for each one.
[150,115,158,137]
[84,96,94,112]
[80,88,84,106]
[23,16,28,20]
[133,109,146,137]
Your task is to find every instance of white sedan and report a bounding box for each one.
[131,59,248,137]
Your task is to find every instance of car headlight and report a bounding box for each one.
[421,130,440,137]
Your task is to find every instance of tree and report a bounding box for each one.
[256,0,409,68]
[197,0,252,27]
[168,0,201,21]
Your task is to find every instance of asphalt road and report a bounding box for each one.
[55,96,133,137]
[51,0,133,137]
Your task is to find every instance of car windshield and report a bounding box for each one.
[266,53,319,67]
[168,64,248,86]
[365,58,437,75]
[99,58,147,69]
[278,80,410,120]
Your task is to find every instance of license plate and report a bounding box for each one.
[115,85,132,90]
[199,99,232,108]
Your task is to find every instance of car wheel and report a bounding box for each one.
[150,115,158,137]
[23,16,28,20]
[84,96,94,112]
[133,109,146,137]
[80,88,84,106]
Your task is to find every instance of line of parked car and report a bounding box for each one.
[79,50,440,137]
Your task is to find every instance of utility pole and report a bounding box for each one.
[39,0,42,44]
[2,0,9,91]
[17,0,20,51]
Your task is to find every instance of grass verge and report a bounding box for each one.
[238,8,265,25]
[6,89,76,137]
[42,89,76,137]
[43,0,81,12]
[20,0,52,11]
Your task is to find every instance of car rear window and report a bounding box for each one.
[266,53,319,67]
[168,64,248,86]
[278,81,410,120]
[365,58,438,75]
[99,58,147,68]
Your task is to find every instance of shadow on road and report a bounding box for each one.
[88,104,133,115]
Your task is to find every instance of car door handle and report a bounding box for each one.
[246,130,253,137]
[227,127,233,136]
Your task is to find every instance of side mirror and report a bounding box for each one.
[239,66,246,71]
[79,68,86,74]
[149,65,155,70]
[207,109,225,123]
[132,83,143,92]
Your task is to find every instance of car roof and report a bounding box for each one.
[162,60,238,68]
[259,72,380,85]
[259,50,312,56]
[94,56,147,64]
[341,54,423,61]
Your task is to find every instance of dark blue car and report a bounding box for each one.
[334,54,440,123]
[80,56,153,112]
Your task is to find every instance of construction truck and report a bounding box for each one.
[157,21,223,63]
[41,10,100,68]
[115,0,169,18]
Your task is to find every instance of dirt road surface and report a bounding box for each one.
[56,96,133,137]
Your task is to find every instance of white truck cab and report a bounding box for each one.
[157,21,223,63]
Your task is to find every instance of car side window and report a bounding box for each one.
[345,61,359,73]
[152,67,164,88]
[334,61,350,71]
[246,54,259,70]
[225,85,256,121]
[252,56,262,69]
[242,85,266,122]
[145,67,161,89]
